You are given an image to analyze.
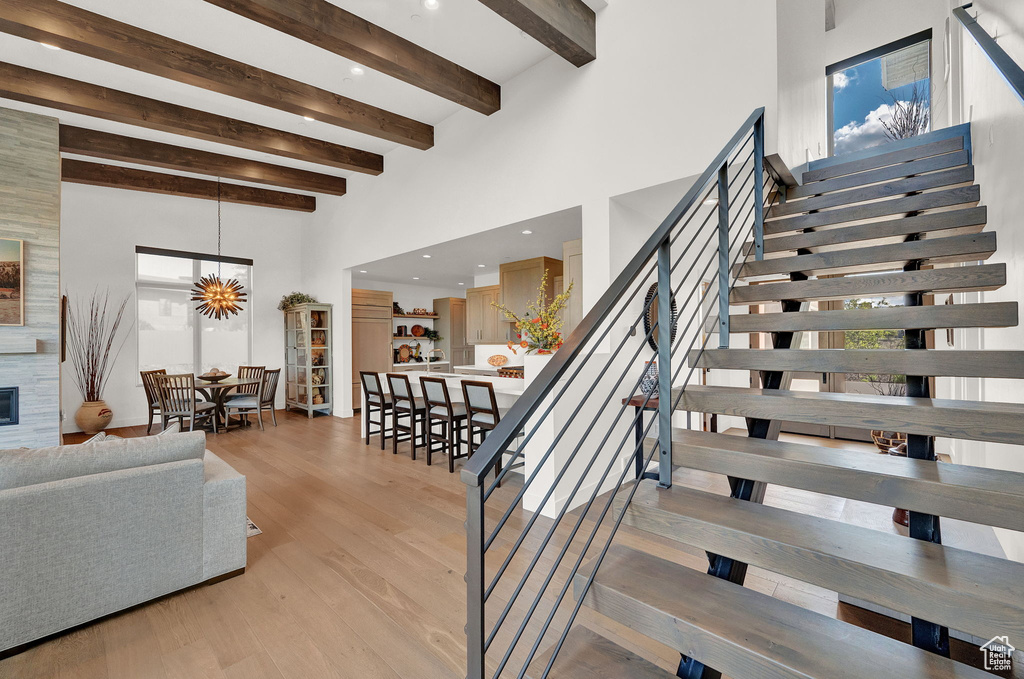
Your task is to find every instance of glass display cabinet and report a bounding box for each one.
[284,302,333,418]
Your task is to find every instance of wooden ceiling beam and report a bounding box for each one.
[203,0,501,115]
[0,0,433,149]
[61,159,316,212]
[477,0,596,67]
[59,125,346,197]
[0,62,382,175]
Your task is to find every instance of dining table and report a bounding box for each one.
[194,376,261,430]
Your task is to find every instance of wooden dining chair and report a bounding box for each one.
[461,380,510,484]
[225,369,280,431]
[155,373,218,433]
[386,373,427,460]
[140,368,166,435]
[360,371,393,449]
[225,366,265,403]
[420,376,469,472]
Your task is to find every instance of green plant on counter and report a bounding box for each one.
[278,291,318,311]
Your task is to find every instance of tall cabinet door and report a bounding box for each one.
[351,309,392,409]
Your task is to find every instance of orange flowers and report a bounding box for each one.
[490,270,574,355]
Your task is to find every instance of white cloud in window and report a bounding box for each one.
[833,102,904,155]
[833,71,852,91]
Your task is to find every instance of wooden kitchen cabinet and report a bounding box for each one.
[562,239,583,335]
[351,288,393,410]
[466,285,502,344]
[499,256,563,324]
[435,297,473,364]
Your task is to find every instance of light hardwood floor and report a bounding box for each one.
[1,412,1017,678]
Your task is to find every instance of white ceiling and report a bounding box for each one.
[0,0,604,190]
[351,206,583,288]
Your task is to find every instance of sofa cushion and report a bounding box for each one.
[0,430,206,491]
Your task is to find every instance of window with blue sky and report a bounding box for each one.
[830,38,931,156]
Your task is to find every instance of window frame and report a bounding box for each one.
[135,246,254,383]
[826,29,933,157]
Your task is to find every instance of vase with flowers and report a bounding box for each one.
[492,270,574,357]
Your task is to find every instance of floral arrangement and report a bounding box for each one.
[492,270,573,355]
[278,291,318,311]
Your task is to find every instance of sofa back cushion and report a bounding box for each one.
[0,430,206,491]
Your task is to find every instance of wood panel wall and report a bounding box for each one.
[0,107,62,448]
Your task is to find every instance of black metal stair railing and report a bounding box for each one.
[462,107,779,679]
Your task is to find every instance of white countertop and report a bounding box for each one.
[394,360,449,368]
[452,364,499,372]
[371,370,524,397]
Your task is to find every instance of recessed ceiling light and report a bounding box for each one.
[521,230,533,235]
[423,0,440,9]
[303,115,315,121]
[458,282,464,285]
[413,277,420,280]
[350,66,365,76]
[422,254,431,258]
[359,270,367,273]
[41,43,61,50]
[477,264,486,268]
[410,13,422,22]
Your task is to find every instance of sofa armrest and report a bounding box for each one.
[202,451,247,580]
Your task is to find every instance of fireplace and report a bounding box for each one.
[0,387,18,426]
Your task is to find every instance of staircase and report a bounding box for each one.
[462,115,1024,679]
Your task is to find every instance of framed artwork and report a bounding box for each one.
[0,238,23,327]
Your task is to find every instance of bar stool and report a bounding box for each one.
[386,373,427,460]
[360,371,393,449]
[461,380,510,484]
[420,376,469,472]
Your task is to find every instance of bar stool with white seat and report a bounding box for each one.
[420,376,469,472]
[386,373,427,460]
[461,380,514,484]
[360,371,393,449]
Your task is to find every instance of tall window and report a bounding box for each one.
[828,30,932,156]
[136,246,252,376]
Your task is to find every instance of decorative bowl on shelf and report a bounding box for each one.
[198,371,231,383]
[411,324,425,337]
[412,308,429,315]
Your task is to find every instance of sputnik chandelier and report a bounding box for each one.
[192,180,247,320]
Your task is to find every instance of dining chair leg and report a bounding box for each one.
[270,405,278,427]
[426,420,434,466]
[364,405,370,445]
[380,408,388,450]
[257,407,264,432]
[212,410,219,434]
[146,410,154,435]
[392,412,400,455]
[410,412,418,461]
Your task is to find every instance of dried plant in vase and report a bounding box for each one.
[492,270,573,355]
[66,289,133,434]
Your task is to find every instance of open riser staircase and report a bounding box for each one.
[462,112,1024,679]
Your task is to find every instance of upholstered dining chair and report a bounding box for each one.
[224,365,265,403]
[225,368,280,431]
[140,368,166,435]
[461,380,511,484]
[420,376,469,472]
[385,373,427,460]
[155,373,218,433]
[360,371,393,449]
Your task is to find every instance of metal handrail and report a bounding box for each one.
[954,3,1024,106]
[459,107,765,487]
[464,107,769,679]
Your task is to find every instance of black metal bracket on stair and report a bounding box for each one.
[677,290,804,679]
[904,255,951,657]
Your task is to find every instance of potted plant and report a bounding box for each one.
[278,291,318,311]
[493,270,573,357]
[66,290,133,434]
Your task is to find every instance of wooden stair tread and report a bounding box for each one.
[756,207,987,255]
[802,136,964,183]
[612,483,1024,643]
[730,263,1005,304]
[738,232,995,278]
[658,428,1024,532]
[788,149,970,199]
[575,544,993,679]
[674,385,1024,445]
[526,626,674,679]
[770,166,974,217]
[689,347,1024,379]
[720,301,1017,333]
[763,185,980,235]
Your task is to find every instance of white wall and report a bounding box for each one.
[304,0,779,415]
[777,0,953,169]
[60,183,307,431]
[946,0,1024,560]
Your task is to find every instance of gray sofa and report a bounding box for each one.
[0,430,246,654]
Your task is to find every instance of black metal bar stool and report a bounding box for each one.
[386,373,427,460]
[360,371,393,449]
[420,376,469,472]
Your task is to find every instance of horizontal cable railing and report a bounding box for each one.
[462,107,777,679]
